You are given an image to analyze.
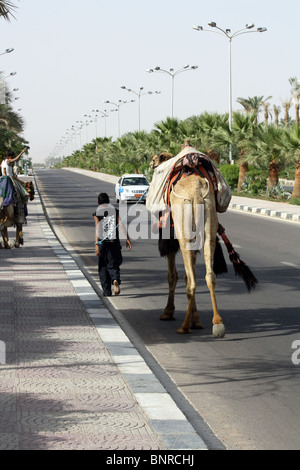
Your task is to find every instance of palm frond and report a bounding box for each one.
[0,0,18,21]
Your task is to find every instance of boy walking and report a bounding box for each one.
[94,193,132,296]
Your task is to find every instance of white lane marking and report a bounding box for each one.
[281,261,300,269]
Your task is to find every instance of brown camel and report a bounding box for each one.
[0,202,24,249]
[149,149,257,337]
[0,181,34,249]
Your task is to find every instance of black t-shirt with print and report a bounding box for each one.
[93,206,120,243]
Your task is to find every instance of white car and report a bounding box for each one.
[115,174,150,203]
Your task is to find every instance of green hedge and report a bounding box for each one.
[219,164,239,189]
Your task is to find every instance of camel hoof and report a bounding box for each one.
[176,327,191,335]
[212,323,226,338]
[160,313,175,321]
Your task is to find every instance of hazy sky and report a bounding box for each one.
[0,0,299,163]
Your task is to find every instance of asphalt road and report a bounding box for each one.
[35,169,300,450]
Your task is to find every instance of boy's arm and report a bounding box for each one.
[118,216,132,250]
[94,215,101,255]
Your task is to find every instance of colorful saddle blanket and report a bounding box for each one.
[146,146,232,214]
[0,176,15,207]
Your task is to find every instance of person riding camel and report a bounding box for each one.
[0,147,30,248]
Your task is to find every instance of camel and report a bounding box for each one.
[0,179,34,249]
[149,147,258,337]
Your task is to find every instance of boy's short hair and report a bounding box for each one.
[98,192,110,205]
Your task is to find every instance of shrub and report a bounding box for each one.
[219,164,239,189]
[289,197,300,205]
[123,163,135,174]
[139,163,149,175]
[266,183,291,200]
[278,166,295,180]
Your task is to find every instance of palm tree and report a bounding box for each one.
[262,97,273,127]
[213,113,258,191]
[289,77,300,126]
[186,112,229,162]
[237,96,271,125]
[236,97,253,115]
[0,0,18,21]
[282,99,292,127]
[115,131,151,174]
[153,117,187,154]
[280,125,300,198]
[246,126,286,189]
[0,103,24,133]
[273,105,281,128]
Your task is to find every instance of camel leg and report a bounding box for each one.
[160,252,178,321]
[0,229,4,248]
[1,227,11,249]
[1,205,14,249]
[15,224,23,248]
[176,247,197,334]
[203,218,226,339]
[184,273,204,330]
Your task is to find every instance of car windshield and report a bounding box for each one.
[122,177,149,186]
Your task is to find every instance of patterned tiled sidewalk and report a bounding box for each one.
[0,189,207,451]
[0,202,164,450]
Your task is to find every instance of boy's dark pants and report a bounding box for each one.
[98,242,123,296]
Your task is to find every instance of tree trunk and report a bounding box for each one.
[237,162,248,193]
[267,161,279,188]
[273,106,280,127]
[284,105,290,127]
[264,106,269,127]
[292,161,300,198]
[296,104,300,127]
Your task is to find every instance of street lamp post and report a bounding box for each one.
[146,65,198,118]
[71,123,83,150]
[92,109,116,138]
[193,22,267,163]
[103,100,135,138]
[121,86,161,131]
[0,48,14,56]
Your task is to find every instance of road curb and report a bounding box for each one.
[229,202,300,222]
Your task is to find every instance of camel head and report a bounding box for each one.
[150,152,174,171]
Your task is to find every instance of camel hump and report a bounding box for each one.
[171,174,210,203]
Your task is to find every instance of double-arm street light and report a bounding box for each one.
[193,22,267,163]
[92,109,116,138]
[121,86,161,131]
[146,65,198,118]
[0,48,14,56]
[103,99,135,138]
[71,124,83,150]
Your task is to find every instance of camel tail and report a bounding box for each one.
[213,237,228,276]
[217,223,258,292]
